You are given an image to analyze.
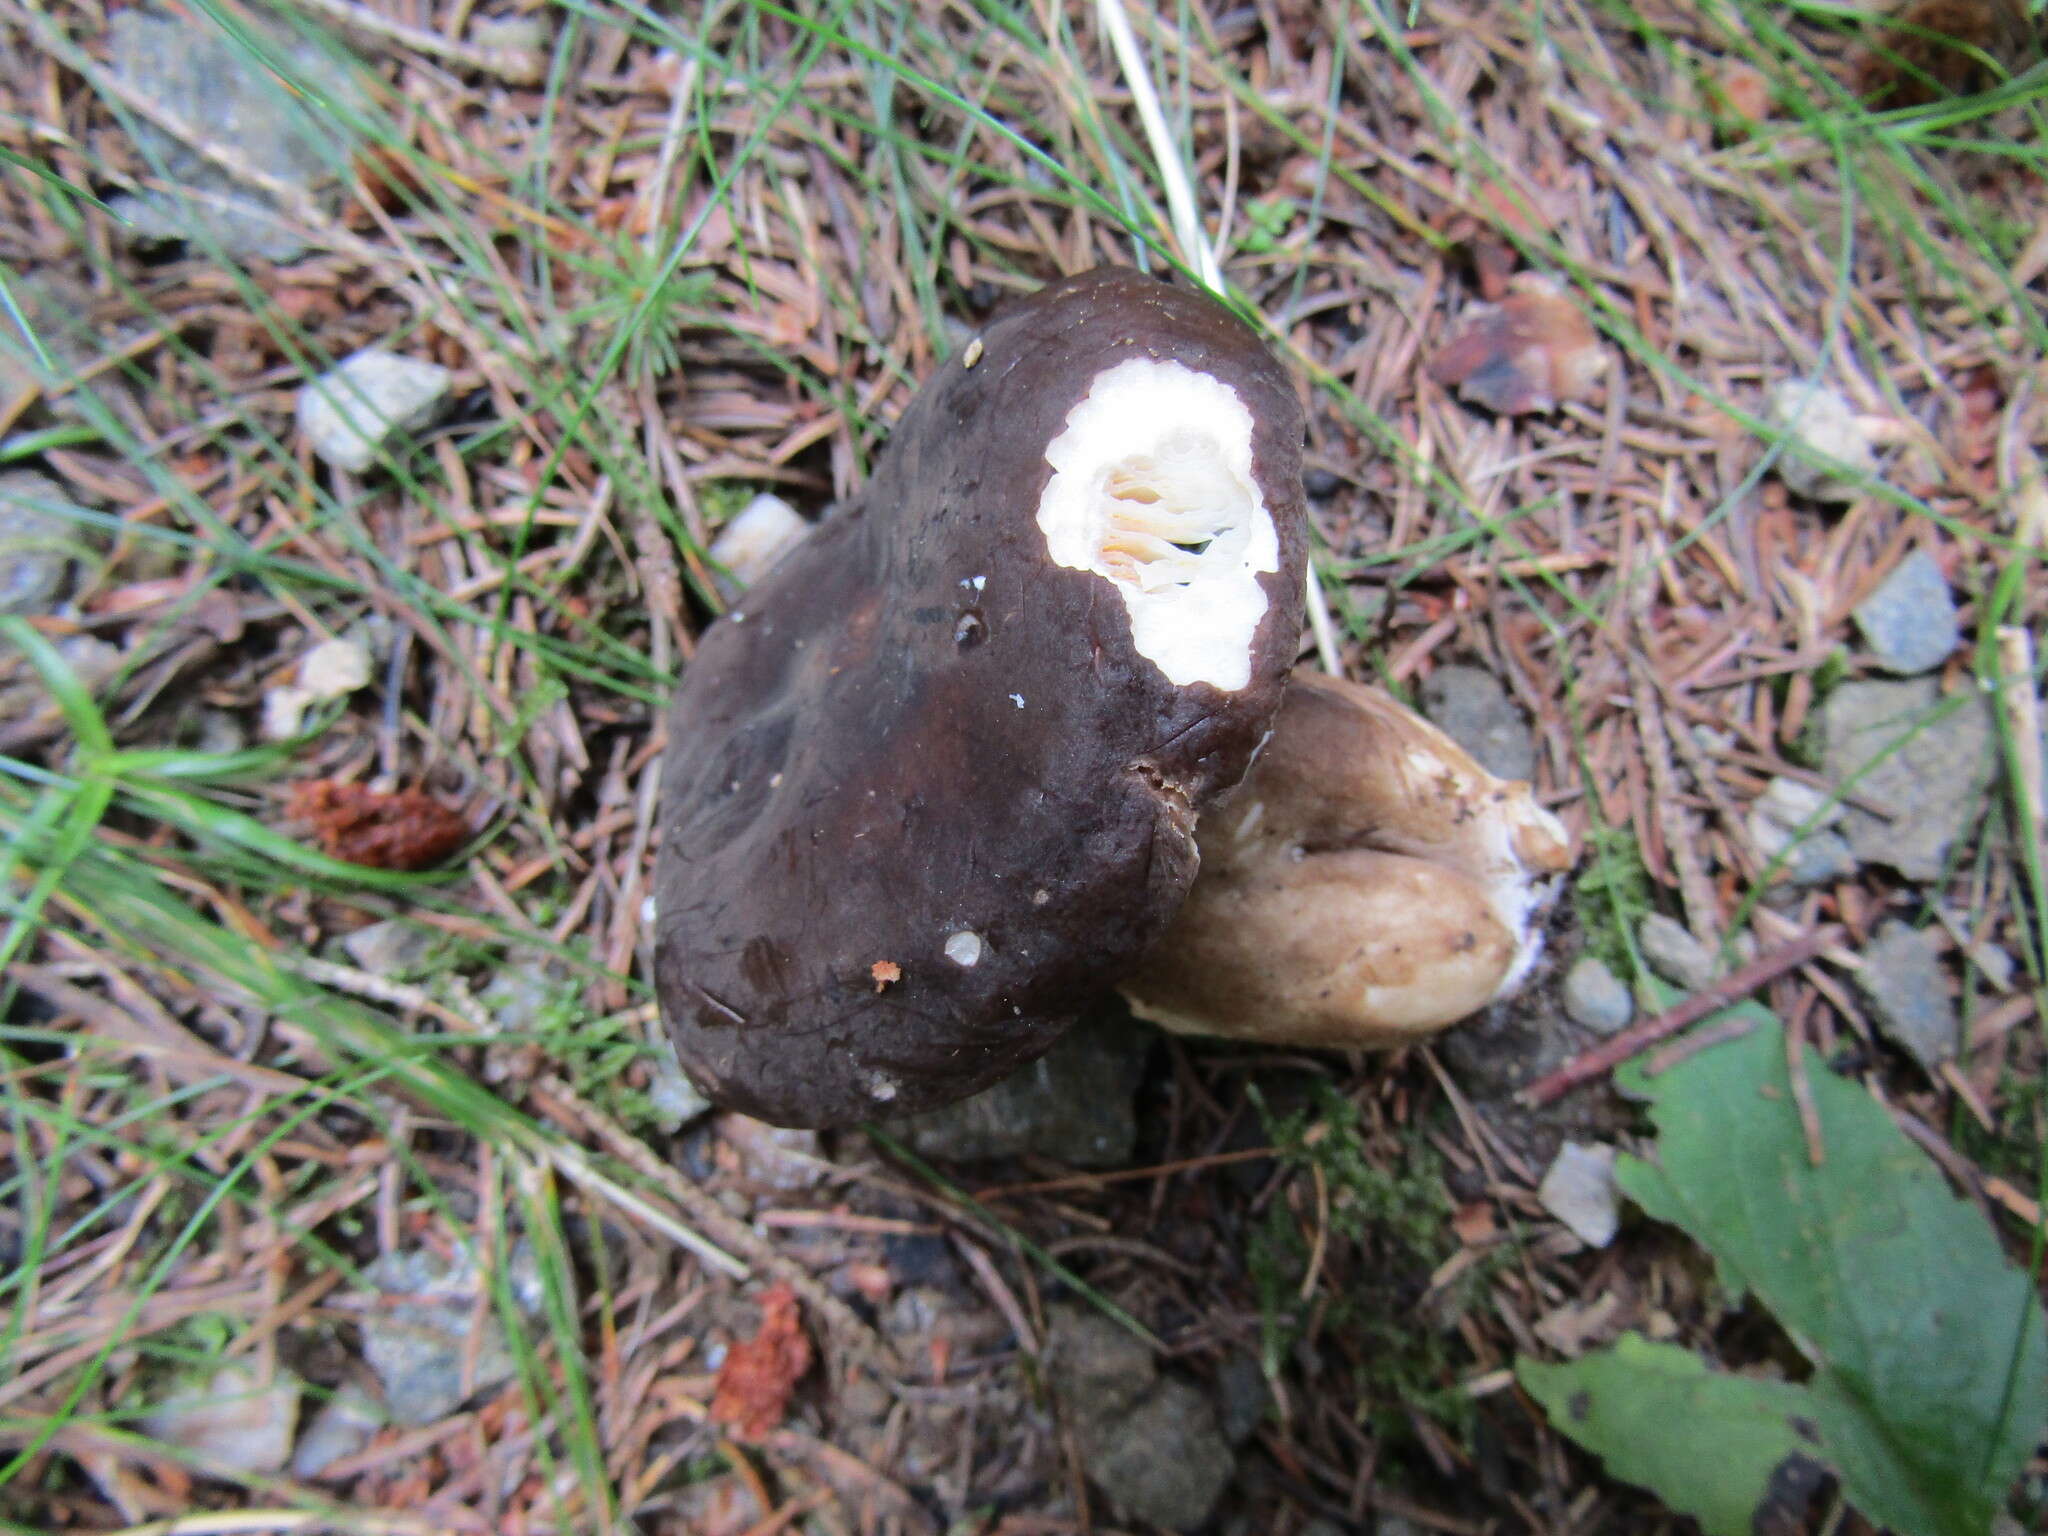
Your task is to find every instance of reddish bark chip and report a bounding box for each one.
[286,780,469,870]
[709,1283,813,1441]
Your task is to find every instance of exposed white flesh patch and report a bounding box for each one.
[1466,786,1570,1003]
[1037,358,1277,690]
[944,930,984,967]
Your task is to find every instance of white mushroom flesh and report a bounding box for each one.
[1036,358,1278,690]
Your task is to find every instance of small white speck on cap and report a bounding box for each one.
[944,930,984,967]
[963,337,984,368]
[868,1073,899,1102]
[641,895,658,923]
[1009,693,1025,709]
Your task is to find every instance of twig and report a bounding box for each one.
[1628,651,1720,948]
[1305,566,1344,677]
[1519,927,1841,1106]
[1996,625,2044,871]
[1094,0,1222,292]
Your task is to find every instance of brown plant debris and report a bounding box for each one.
[286,780,470,870]
[1857,0,2039,108]
[1428,273,1608,415]
[711,1283,814,1442]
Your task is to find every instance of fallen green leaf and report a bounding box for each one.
[1521,1333,1824,1536]
[1519,1007,2047,1536]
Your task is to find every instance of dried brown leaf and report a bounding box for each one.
[1429,275,1608,416]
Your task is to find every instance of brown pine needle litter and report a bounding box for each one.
[0,0,2043,1531]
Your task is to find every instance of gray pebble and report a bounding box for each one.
[0,470,90,617]
[479,960,568,1034]
[290,1381,382,1479]
[298,349,454,473]
[1854,547,1959,676]
[143,1362,299,1475]
[1045,1309,1232,1531]
[1763,381,1876,504]
[1214,1353,1271,1447]
[644,1044,712,1130]
[1747,809,1859,887]
[1562,955,1633,1035]
[1537,1140,1621,1248]
[1419,664,1537,782]
[1856,919,1958,1072]
[1820,677,1997,882]
[360,1244,538,1425]
[886,1013,1150,1167]
[106,10,363,261]
[341,920,438,978]
[707,492,810,599]
[1637,914,1721,992]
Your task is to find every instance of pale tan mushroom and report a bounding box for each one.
[1118,670,1573,1047]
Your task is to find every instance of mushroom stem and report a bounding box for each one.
[1118,671,1575,1046]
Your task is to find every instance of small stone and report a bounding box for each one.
[479,961,568,1034]
[298,349,454,473]
[194,708,247,755]
[1748,810,1859,887]
[106,10,363,261]
[645,1044,712,1130]
[716,1114,829,1191]
[360,1244,537,1425]
[1561,956,1633,1035]
[1419,664,1537,781]
[143,1362,299,1474]
[1045,1308,1232,1531]
[0,469,90,617]
[341,920,437,977]
[467,15,549,84]
[1820,677,1998,882]
[1214,1353,1270,1446]
[1754,776,1844,832]
[1537,1140,1621,1248]
[1087,1378,1236,1530]
[260,685,314,741]
[1854,548,1959,676]
[886,1013,1150,1166]
[1636,914,1720,993]
[0,634,124,724]
[290,1381,382,1479]
[1763,381,1878,503]
[1046,1308,1154,1416]
[708,493,810,598]
[1856,920,1958,1071]
[298,633,374,699]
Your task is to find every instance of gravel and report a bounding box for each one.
[1853,547,1959,676]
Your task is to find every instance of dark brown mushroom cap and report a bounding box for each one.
[654,267,1306,1128]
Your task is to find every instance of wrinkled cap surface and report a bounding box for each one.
[655,268,1307,1127]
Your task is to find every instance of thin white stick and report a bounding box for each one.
[1094,0,1222,293]
[1306,566,1343,677]
[640,52,702,259]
